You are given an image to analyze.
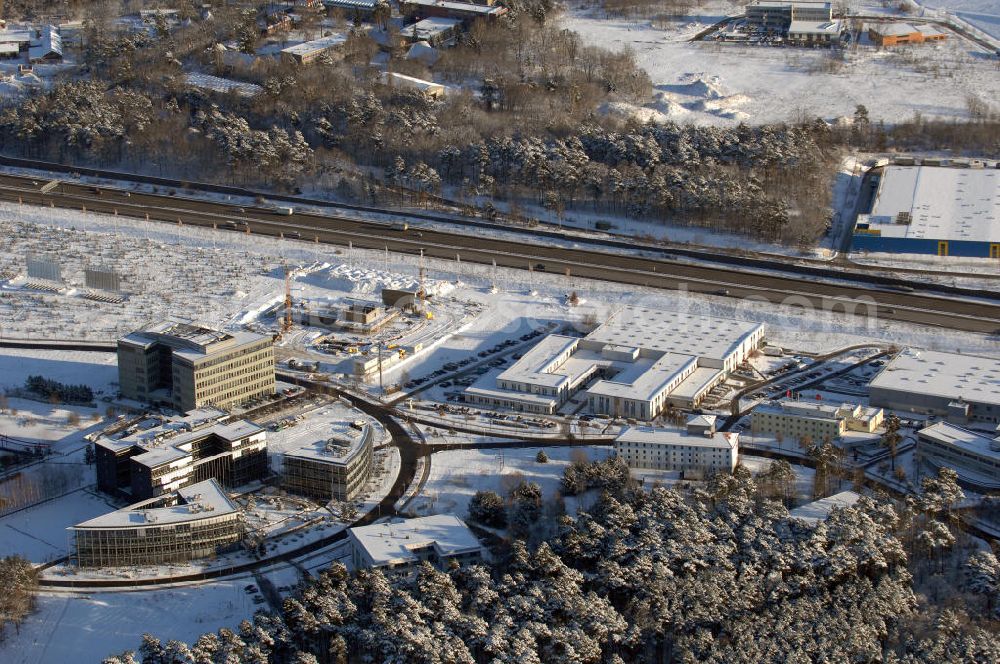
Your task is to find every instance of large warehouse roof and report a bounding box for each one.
[860,166,1000,242]
[870,348,1000,406]
[588,308,762,363]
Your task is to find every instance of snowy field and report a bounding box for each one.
[405,445,611,519]
[561,3,1000,125]
[0,488,115,562]
[0,349,118,395]
[2,565,302,664]
[920,0,1000,39]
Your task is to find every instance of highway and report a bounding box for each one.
[1,172,999,334]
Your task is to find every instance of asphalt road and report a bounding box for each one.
[2,173,999,334]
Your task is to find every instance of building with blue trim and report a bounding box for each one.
[851,165,1000,258]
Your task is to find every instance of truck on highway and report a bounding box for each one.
[274,206,294,215]
[390,222,409,231]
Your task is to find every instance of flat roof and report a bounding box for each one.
[97,410,263,468]
[402,0,507,15]
[616,426,739,450]
[284,423,372,465]
[859,166,1000,242]
[587,307,762,363]
[755,400,856,420]
[281,33,348,56]
[870,348,1000,407]
[412,17,462,30]
[789,491,860,524]
[72,479,238,529]
[788,19,840,34]
[349,514,482,566]
[871,22,944,37]
[122,321,269,360]
[918,422,1000,459]
[749,1,831,8]
[497,335,579,389]
[463,374,560,408]
[671,367,724,399]
[588,352,697,402]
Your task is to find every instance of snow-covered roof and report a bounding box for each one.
[587,307,763,364]
[788,19,840,35]
[284,423,372,466]
[405,41,439,66]
[670,367,724,400]
[384,71,446,94]
[755,400,859,420]
[588,351,697,402]
[401,0,507,16]
[348,514,483,566]
[28,25,61,61]
[750,1,830,7]
[870,349,1000,407]
[497,334,580,389]
[323,0,379,8]
[71,479,238,529]
[615,426,739,450]
[858,166,999,243]
[97,410,264,469]
[918,422,1000,459]
[281,33,348,58]
[869,22,944,37]
[789,491,860,524]
[407,17,461,40]
[121,321,270,361]
[0,30,32,45]
[687,414,718,428]
[185,72,263,97]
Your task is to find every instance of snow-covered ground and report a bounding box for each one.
[3,199,997,374]
[0,349,118,394]
[404,445,613,519]
[920,0,1000,40]
[561,3,1000,125]
[0,488,115,562]
[2,567,301,664]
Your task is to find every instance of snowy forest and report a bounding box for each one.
[0,3,998,245]
[0,2,980,246]
[104,462,1000,664]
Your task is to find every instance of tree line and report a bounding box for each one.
[104,464,1000,663]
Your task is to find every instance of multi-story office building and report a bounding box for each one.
[281,424,374,502]
[118,322,275,412]
[348,514,485,578]
[745,1,833,29]
[464,308,764,419]
[71,479,243,567]
[614,417,740,479]
[751,401,884,442]
[95,408,268,500]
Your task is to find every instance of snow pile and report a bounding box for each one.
[300,262,455,297]
[599,101,679,125]
[664,73,727,99]
[644,75,751,123]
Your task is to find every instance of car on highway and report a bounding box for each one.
[534,263,546,271]
[285,231,301,239]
